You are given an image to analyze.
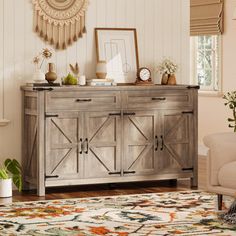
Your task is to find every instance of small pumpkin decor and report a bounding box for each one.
[0,159,22,198]
[157,59,178,85]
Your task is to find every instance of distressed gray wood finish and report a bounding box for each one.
[21,85,198,196]
[123,111,157,176]
[45,112,83,180]
[84,111,121,178]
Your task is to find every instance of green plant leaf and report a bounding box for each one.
[4,159,21,175]
[12,174,22,192]
[0,167,9,179]
[1,159,22,191]
[13,175,22,192]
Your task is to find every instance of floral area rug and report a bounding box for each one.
[0,191,236,236]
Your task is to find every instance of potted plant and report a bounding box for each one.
[0,159,22,198]
[223,91,236,132]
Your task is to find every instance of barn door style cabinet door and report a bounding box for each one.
[21,85,198,196]
[83,111,122,179]
[123,111,157,177]
[156,110,195,177]
[45,112,83,181]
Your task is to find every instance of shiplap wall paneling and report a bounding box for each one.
[0,0,190,163]
[85,0,97,79]
[0,0,3,120]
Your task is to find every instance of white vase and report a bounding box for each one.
[96,61,107,79]
[33,69,45,82]
[0,179,12,198]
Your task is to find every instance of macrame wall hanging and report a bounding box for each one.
[32,0,89,50]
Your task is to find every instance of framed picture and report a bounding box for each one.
[95,28,139,83]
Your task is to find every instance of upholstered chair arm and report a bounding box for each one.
[203,132,236,186]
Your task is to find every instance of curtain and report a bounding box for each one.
[190,0,224,36]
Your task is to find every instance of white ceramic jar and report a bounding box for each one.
[96,61,107,79]
[0,179,12,198]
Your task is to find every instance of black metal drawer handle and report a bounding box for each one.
[182,167,194,171]
[182,111,194,114]
[109,113,121,116]
[45,175,59,179]
[33,87,54,91]
[123,170,136,174]
[45,114,59,118]
[75,99,92,102]
[109,171,121,175]
[152,97,166,101]
[124,112,136,116]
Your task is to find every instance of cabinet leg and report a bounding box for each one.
[191,177,198,188]
[37,187,45,197]
[218,194,223,210]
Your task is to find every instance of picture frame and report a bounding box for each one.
[95,28,139,84]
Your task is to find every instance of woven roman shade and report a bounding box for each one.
[190,0,224,36]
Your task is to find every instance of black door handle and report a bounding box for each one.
[79,138,83,154]
[155,135,159,151]
[84,138,88,154]
[160,135,164,151]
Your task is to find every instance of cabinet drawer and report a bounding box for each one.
[46,91,121,111]
[126,90,192,109]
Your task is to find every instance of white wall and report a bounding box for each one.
[198,0,236,141]
[0,0,190,163]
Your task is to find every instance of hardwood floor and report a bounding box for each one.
[0,179,196,204]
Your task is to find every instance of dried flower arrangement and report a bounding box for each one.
[157,59,178,75]
[69,62,80,77]
[223,91,236,132]
[33,48,53,70]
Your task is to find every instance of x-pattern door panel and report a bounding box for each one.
[157,110,193,174]
[123,111,157,176]
[84,111,121,178]
[45,112,82,179]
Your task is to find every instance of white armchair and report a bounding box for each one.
[203,132,236,210]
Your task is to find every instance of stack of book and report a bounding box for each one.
[86,78,115,86]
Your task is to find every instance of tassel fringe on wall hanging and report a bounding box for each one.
[32,0,89,50]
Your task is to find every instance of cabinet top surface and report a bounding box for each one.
[21,84,199,92]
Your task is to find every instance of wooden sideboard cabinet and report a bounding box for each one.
[21,85,199,196]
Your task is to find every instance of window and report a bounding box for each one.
[190,35,221,92]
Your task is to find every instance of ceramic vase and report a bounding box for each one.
[0,179,12,198]
[167,74,177,85]
[161,73,169,85]
[45,63,57,84]
[96,61,107,79]
[33,69,45,82]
